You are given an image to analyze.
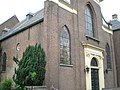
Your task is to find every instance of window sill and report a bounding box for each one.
[85,35,100,43]
[107,69,112,71]
[60,64,73,67]
[105,69,112,74]
[1,71,6,73]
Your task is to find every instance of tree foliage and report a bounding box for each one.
[0,78,13,90]
[13,44,46,88]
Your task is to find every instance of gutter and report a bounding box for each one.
[0,18,44,41]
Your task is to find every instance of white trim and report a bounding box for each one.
[48,0,77,14]
[91,66,99,69]
[93,0,100,5]
[102,26,113,34]
[84,44,105,90]
[102,19,108,27]
[63,0,71,4]
[83,43,104,51]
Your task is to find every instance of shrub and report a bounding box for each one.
[13,44,46,89]
[0,78,12,90]
[13,84,26,90]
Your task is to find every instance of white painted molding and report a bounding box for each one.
[63,0,71,4]
[48,0,77,14]
[93,0,100,5]
[102,26,113,34]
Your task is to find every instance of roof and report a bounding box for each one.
[0,15,19,34]
[0,15,19,25]
[109,19,120,31]
[0,9,44,41]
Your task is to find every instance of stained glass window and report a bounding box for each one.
[60,26,71,64]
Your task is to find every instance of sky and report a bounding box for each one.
[0,0,120,24]
[100,0,120,21]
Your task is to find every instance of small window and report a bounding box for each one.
[16,43,20,51]
[85,4,94,37]
[2,52,7,72]
[60,26,71,64]
[106,43,112,69]
[91,58,98,67]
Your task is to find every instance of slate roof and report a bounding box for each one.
[110,19,120,30]
[0,9,44,41]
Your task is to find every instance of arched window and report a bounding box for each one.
[16,43,20,51]
[60,26,71,64]
[91,58,99,90]
[91,58,98,67]
[2,52,7,71]
[85,4,94,37]
[106,43,112,69]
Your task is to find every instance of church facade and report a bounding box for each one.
[0,0,117,90]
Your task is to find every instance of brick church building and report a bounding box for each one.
[0,0,118,90]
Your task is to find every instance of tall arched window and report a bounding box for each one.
[106,43,112,69]
[2,52,7,72]
[85,4,94,37]
[60,26,71,64]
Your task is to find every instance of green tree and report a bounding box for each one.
[13,44,46,89]
[0,78,13,90]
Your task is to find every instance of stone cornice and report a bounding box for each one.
[48,0,77,14]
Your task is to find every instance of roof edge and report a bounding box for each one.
[0,18,44,41]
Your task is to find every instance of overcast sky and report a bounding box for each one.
[0,0,120,24]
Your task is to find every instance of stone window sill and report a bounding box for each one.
[105,69,112,74]
[60,64,73,67]
[1,71,6,73]
[106,69,112,71]
[85,35,100,43]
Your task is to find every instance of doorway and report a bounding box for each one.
[91,58,99,90]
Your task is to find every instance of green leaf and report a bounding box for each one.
[13,43,46,87]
